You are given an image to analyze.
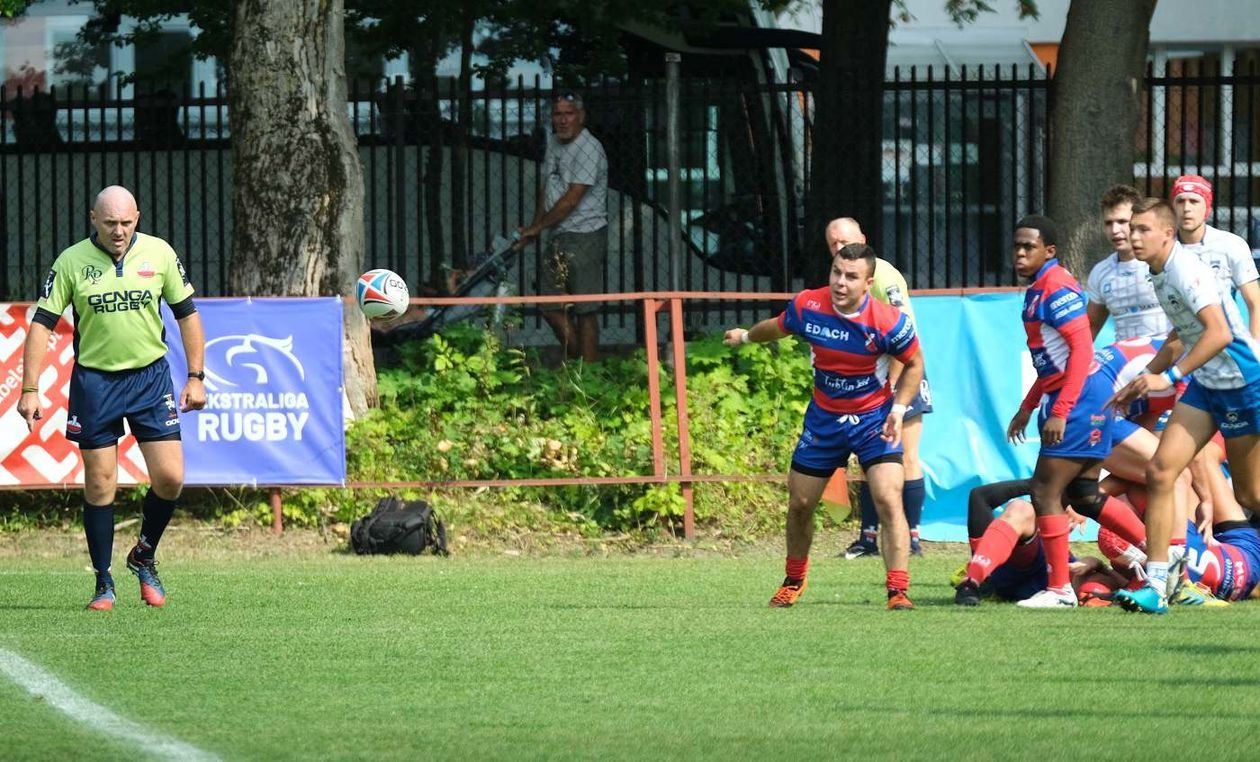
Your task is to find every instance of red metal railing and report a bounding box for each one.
[7,288,1023,536]
[346,291,803,540]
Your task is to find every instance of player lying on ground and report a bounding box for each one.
[953,479,1214,607]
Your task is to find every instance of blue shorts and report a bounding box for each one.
[790,400,903,475]
[1112,415,1141,444]
[1178,377,1260,438]
[902,377,933,419]
[1216,527,1260,600]
[986,541,1048,602]
[1037,373,1114,459]
[67,358,182,449]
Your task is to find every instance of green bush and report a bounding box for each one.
[4,325,847,541]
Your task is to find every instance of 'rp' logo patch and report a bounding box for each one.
[81,266,102,285]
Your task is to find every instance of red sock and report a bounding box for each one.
[785,556,808,581]
[1098,497,1146,547]
[1037,514,1071,590]
[886,569,909,593]
[1097,527,1131,562]
[966,520,1019,585]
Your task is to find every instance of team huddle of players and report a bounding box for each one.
[728,175,1260,614]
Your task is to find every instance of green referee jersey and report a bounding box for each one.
[871,257,916,324]
[37,233,195,371]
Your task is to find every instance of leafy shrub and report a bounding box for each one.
[4,325,849,541]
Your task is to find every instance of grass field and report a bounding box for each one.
[2,534,1259,761]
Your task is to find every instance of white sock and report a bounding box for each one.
[1146,561,1169,592]
[1120,544,1148,568]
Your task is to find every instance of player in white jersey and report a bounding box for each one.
[1086,185,1172,340]
[1089,184,1231,528]
[1109,198,1260,614]
[1171,174,1260,339]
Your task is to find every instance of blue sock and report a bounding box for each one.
[136,490,177,562]
[858,482,879,546]
[904,478,925,541]
[83,501,115,586]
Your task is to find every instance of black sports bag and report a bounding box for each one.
[350,496,448,556]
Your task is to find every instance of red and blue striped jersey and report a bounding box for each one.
[1021,259,1093,418]
[1089,336,1176,419]
[778,287,920,414]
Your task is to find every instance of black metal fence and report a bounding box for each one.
[3,60,1258,308]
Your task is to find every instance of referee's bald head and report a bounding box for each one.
[94,185,138,215]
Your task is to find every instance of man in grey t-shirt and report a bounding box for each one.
[519,91,608,363]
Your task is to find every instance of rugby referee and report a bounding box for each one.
[17,186,206,611]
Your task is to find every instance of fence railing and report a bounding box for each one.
[3,60,1257,310]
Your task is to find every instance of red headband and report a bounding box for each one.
[1171,174,1213,217]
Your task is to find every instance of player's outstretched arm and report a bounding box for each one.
[16,322,53,431]
[723,317,787,347]
[176,312,207,412]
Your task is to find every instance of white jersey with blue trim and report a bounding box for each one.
[1085,252,1171,340]
[1178,224,1259,297]
[1152,243,1260,390]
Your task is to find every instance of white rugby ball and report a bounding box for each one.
[356,268,409,319]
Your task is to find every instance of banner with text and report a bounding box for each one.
[0,298,345,487]
[164,298,346,485]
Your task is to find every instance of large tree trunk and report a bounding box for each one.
[1047,0,1157,277]
[805,0,892,282]
[227,0,376,416]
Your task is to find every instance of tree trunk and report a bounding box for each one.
[1047,0,1157,278]
[805,0,892,282]
[227,0,376,416]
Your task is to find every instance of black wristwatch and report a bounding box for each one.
[188,370,205,380]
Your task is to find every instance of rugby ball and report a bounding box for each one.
[356,269,409,320]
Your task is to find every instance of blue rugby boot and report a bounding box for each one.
[1114,584,1167,614]
[126,546,166,607]
[87,576,115,611]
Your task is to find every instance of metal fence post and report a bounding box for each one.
[665,52,682,292]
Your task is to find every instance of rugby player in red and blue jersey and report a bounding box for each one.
[1006,215,1117,609]
[725,244,924,610]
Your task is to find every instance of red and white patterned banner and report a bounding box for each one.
[0,304,148,487]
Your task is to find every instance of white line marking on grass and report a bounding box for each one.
[0,648,220,761]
